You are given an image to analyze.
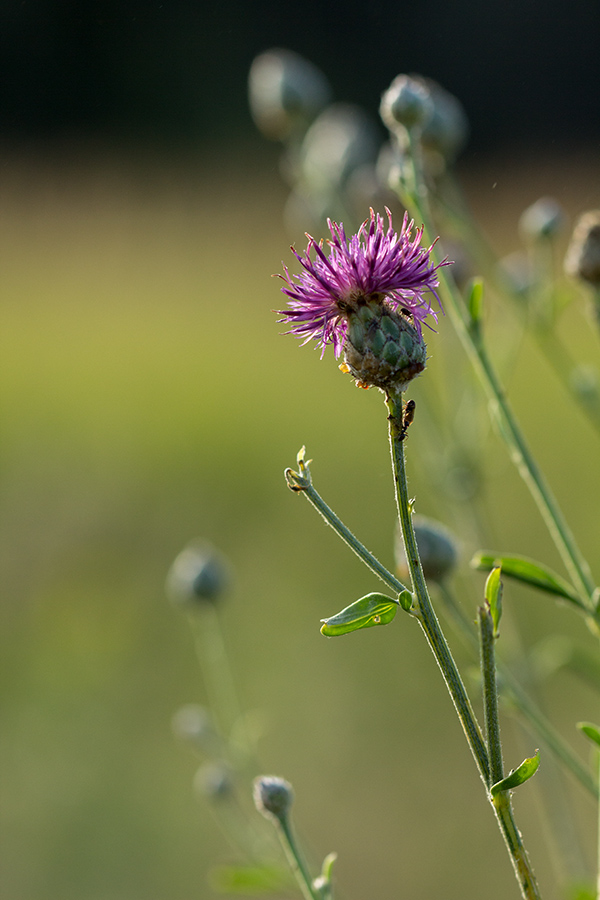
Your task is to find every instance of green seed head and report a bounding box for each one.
[343,299,427,392]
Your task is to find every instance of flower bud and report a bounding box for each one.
[380,75,434,132]
[300,103,380,192]
[171,704,216,751]
[519,197,565,240]
[418,78,469,163]
[395,516,458,583]
[564,210,600,287]
[248,49,332,141]
[497,251,537,298]
[166,540,230,607]
[253,775,294,823]
[194,762,234,800]
[343,299,427,392]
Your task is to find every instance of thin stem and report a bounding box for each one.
[435,169,600,437]
[285,453,409,597]
[438,582,598,799]
[396,131,597,613]
[190,606,251,758]
[388,392,543,899]
[479,605,504,786]
[493,792,542,900]
[479,607,543,898]
[386,392,490,787]
[277,817,320,900]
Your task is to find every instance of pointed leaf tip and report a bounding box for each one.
[320,593,398,636]
[484,566,503,634]
[472,552,583,608]
[490,750,540,796]
[577,722,600,749]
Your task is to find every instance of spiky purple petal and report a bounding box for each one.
[277,208,448,357]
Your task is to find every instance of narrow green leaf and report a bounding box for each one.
[467,278,484,329]
[484,566,503,634]
[319,852,337,882]
[209,864,288,894]
[577,722,600,748]
[472,552,583,608]
[313,852,337,900]
[490,750,540,796]
[320,593,398,636]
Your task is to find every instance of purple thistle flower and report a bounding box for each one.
[277,208,447,358]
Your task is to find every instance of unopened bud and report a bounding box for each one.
[497,251,536,298]
[418,78,469,163]
[519,197,565,240]
[380,75,434,132]
[166,541,230,608]
[564,210,600,287]
[395,516,458,583]
[343,300,427,392]
[171,704,216,750]
[300,103,380,192]
[195,762,234,800]
[253,775,294,822]
[248,49,332,141]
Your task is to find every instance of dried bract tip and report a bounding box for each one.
[253,775,294,822]
[519,197,565,241]
[564,210,600,287]
[380,75,434,132]
[248,49,332,141]
[166,540,231,608]
[395,516,459,583]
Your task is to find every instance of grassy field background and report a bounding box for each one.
[1,142,599,900]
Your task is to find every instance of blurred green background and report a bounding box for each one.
[1,142,599,900]
[2,3,600,898]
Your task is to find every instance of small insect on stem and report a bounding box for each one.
[399,399,416,441]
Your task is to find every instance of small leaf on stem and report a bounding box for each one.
[490,750,540,796]
[472,552,583,608]
[398,589,413,611]
[577,722,600,748]
[320,593,398,636]
[484,566,503,635]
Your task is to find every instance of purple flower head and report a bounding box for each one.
[278,208,447,358]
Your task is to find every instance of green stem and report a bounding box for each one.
[278,817,320,900]
[479,605,504,786]
[190,606,250,758]
[397,131,597,613]
[479,606,543,898]
[285,454,409,597]
[386,392,490,786]
[288,453,598,800]
[493,791,542,900]
[388,392,543,899]
[438,583,598,799]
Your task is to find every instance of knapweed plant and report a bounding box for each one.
[168,51,600,900]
